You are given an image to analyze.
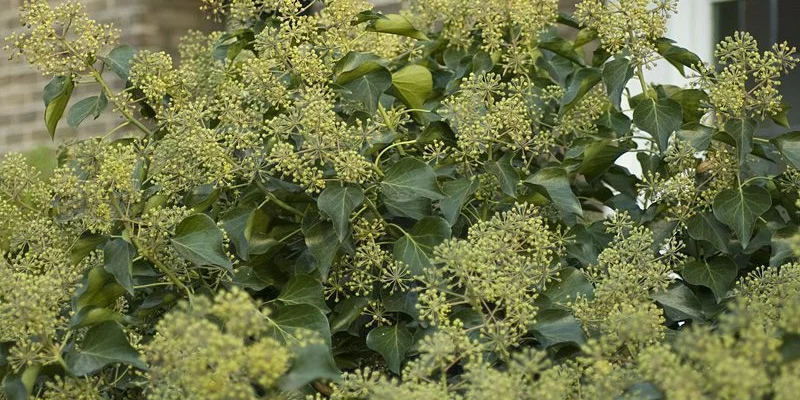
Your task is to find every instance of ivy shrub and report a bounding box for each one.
[2,0,800,399]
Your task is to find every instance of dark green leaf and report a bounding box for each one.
[391,65,432,110]
[539,37,585,65]
[394,217,451,275]
[440,179,479,225]
[268,305,339,389]
[366,323,413,373]
[67,94,108,128]
[318,184,364,243]
[676,123,714,151]
[712,186,771,249]
[485,154,519,198]
[278,275,329,312]
[43,76,74,139]
[633,98,682,152]
[561,68,602,113]
[770,102,791,128]
[331,297,369,333]
[774,131,800,169]
[724,118,756,166]
[101,45,137,80]
[602,58,633,110]
[654,38,701,76]
[530,309,586,347]
[526,167,582,216]
[171,214,232,270]
[221,207,251,260]
[302,213,340,279]
[103,239,135,295]
[682,257,737,301]
[670,89,708,124]
[770,226,796,267]
[381,158,445,202]
[64,321,146,376]
[341,68,392,112]
[578,140,629,179]
[652,282,704,323]
[543,267,594,305]
[685,212,730,254]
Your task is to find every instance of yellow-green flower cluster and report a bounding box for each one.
[420,204,567,352]
[696,32,799,121]
[130,50,184,107]
[5,0,119,76]
[575,0,678,63]
[409,0,558,53]
[144,287,291,399]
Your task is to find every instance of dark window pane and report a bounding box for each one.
[714,0,740,44]
[778,0,800,129]
[743,0,773,49]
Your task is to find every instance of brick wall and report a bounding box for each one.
[0,0,219,152]
[0,0,579,152]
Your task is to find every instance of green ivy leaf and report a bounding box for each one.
[539,37,585,65]
[713,186,772,249]
[685,212,730,254]
[577,140,629,179]
[391,65,433,110]
[530,309,586,347]
[341,68,392,112]
[278,275,330,312]
[682,258,737,301]
[440,179,479,225]
[267,305,340,389]
[381,158,445,202]
[724,118,756,166]
[171,214,233,271]
[525,167,582,216]
[103,238,135,295]
[220,206,251,260]
[394,217,451,275]
[602,58,633,110]
[560,68,602,113]
[302,213,340,279]
[676,123,714,151]
[770,226,796,267]
[633,98,682,152]
[652,282,705,323]
[366,323,413,373]
[486,155,519,198]
[334,52,387,84]
[542,267,594,305]
[770,102,791,128]
[774,131,800,170]
[64,321,146,376]
[100,44,137,80]
[654,38,701,76]
[43,76,74,139]
[365,14,429,41]
[318,184,364,243]
[331,297,369,333]
[67,93,108,128]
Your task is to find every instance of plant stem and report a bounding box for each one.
[89,69,152,136]
[636,65,651,100]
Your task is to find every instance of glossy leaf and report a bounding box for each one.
[602,58,633,110]
[103,238,135,295]
[394,217,451,275]
[278,275,329,312]
[654,38,701,76]
[526,167,582,216]
[101,45,137,80]
[682,258,737,301]
[64,321,146,376]
[365,14,429,40]
[725,118,756,166]
[685,212,730,254]
[561,68,602,112]
[67,94,108,128]
[366,323,413,373]
[633,98,682,152]
[341,68,392,112]
[485,154,519,197]
[530,309,586,347]
[713,186,772,249]
[171,214,233,270]
[539,36,584,65]
[440,179,479,225]
[43,76,74,139]
[334,52,387,84]
[391,65,432,109]
[381,158,445,202]
[318,184,364,242]
[302,213,340,279]
[774,131,800,170]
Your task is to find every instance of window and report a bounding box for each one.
[713,0,800,130]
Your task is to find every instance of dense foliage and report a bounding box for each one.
[2,0,800,398]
